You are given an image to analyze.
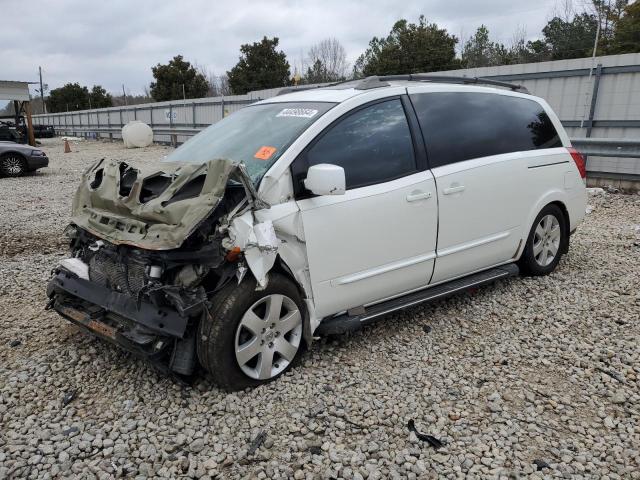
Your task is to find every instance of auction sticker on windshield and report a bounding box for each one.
[254,146,277,160]
[276,108,318,118]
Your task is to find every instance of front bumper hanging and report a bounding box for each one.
[47,269,189,338]
[47,269,202,375]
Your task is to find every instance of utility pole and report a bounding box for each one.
[591,17,601,59]
[38,66,46,114]
[122,84,128,106]
[581,9,602,130]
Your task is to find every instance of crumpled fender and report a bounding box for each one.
[227,211,279,288]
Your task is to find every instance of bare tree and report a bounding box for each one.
[458,27,467,58]
[508,25,529,63]
[195,64,219,97]
[194,64,233,97]
[306,38,349,82]
[553,0,577,21]
[584,0,630,47]
[217,74,232,96]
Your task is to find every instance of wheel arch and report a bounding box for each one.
[522,195,571,259]
[0,149,27,161]
[548,200,570,254]
[268,256,314,348]
[517,189,571,259]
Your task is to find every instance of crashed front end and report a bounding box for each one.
[46,157,272,376]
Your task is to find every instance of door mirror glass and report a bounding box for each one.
[304,164,346,196]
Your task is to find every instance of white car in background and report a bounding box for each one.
[48,75,587,390]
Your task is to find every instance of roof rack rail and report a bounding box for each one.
[276,85,320,96]
[276,82,340,96]
[352,74,529,93]
[276,75,529,95]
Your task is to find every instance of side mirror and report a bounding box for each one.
[304,164,346,196]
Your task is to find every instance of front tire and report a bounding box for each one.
[518,204,567,276]
[197,273,306,390]
[0,153,26,177]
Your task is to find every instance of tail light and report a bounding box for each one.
[567,147,586,179]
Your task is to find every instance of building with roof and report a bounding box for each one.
[0,80,36,146]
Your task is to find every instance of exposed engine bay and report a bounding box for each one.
[46,157,305,376]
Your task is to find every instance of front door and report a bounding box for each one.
[293,98,438,318]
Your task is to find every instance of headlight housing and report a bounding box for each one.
[31,149,46,156]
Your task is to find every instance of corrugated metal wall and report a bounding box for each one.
[33,54,640,178]
[434,53,640,178]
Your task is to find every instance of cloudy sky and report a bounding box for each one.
[1,0,562,98]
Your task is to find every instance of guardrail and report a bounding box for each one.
[571,138,640,159]
[54,125,203,146]
[57,126,202,137]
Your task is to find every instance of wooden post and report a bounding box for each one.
[25,102,36,147]
[13,100,20,127]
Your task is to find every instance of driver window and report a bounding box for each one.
[295,98,417,193]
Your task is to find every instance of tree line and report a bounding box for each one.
[42,0,639,113]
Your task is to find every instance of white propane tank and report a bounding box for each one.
[122,121,153,148]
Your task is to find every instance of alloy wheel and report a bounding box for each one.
[234,294,302,380]
[533,214,561,267]
[2,155,25,176]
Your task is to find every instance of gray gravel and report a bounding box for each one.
[1,138,639,479]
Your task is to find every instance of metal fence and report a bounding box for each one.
[33,54,640,180]
[30,84,316,144]
[33,97,256,145]
[433,52,640,180]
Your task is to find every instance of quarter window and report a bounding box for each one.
[297,99,416,191]
[410,92,562,168]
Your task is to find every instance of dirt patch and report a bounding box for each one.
[0,231,68,257]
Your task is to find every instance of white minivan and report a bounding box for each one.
[48,76,587,390]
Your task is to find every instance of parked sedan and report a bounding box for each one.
[0,141,49,177]
[0,124,23,143]
[34,125,56,138]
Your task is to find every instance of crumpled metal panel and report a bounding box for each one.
[71,158,239,250]
[228,211,279,288]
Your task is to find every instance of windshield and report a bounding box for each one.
[165,101,335,182]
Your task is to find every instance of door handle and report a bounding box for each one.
[406,191,432,202]
[443,185,465,195]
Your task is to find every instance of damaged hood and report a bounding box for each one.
[72,158,266,250]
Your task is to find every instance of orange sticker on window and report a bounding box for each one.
[254,146,277,160]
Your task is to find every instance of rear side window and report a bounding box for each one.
[410,92,562,168]
[295,98,416,191]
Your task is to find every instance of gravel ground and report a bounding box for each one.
[1,138,639,479]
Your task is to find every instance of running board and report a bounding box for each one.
[315,264,519,335]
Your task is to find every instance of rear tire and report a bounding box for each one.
[197,273,306,390]
[518,204,567,276]
[0,153,26,177]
